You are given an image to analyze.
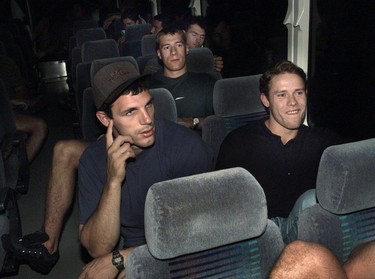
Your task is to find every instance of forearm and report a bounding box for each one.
[80,180,122,257]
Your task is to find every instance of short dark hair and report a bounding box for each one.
[121,8,139,22]
[155,25,186,50]
[259,60,307,98]
[101,80,148,118]
[184,16,207,32]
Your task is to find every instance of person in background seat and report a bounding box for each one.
[183,16,224,73]
[144,26,216,131]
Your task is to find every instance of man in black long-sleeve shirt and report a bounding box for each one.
[216,60,346,243]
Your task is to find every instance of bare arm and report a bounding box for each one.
[79,120,135,258]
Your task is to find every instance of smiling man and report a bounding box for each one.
[78,61,214,278]
[144,26,216,130]
[216,60,346,243]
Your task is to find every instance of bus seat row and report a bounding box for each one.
[124,138,375,278]
[202,74,268,162]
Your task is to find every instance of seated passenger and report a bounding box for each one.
[0,56,48,163]
[78,62,214,277]
[216,60,347,243]
[103,7,146,41]
[184,16,224,73]
[270,240,375,279]
[144,26,216,130]
[150,15,162,35]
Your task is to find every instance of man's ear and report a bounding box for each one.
[185,45,190,55]
[260,93,270,107]
[157,49,162,60]
[96,111,110,127]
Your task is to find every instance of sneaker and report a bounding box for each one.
[2,229,59,274]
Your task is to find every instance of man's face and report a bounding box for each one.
[122,18,136,27]
[157,33,188,76]
[110,90,155,151]
[186,24,206,49]
[261,73,307,135]
[151,19,163,35]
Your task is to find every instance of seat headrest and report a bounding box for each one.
[124,24,152,41]
[141,34,156,56]
[81,39,119,63]
[149,88,177,123]
[317,138,375,214]
[75,28,106,47]
[213,75,265,117]
[144,167,267,259]
[186,47,214,73]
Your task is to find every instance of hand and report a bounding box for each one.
[117,36,126,47]
[79,253,118,279]
[213,55,224,73]
[106,120,136,185]
[10,98,29,110]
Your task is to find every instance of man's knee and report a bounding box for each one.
[53,140,90,168]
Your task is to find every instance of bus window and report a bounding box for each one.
[203,0,288,77]
[309,0,375,140]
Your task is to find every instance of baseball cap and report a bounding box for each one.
[92,61,145,110]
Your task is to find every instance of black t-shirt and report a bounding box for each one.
[216,118,345,218]
[144,71,215,117]
[79,119,214,248]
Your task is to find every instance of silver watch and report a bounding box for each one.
[192,117,200,129]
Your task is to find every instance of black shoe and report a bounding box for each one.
[2,229,59,274]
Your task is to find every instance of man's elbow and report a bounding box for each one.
[79,225,114,258]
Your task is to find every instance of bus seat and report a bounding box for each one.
[126,167,284,278]
[81,87,103,141]
[75,28,107,48]
[136,54,161,75]
[70,28,107,90]
[141,34,156,56]
[81,39,119,63]
[202,74,268,163]
[0,81,28,276]
[75,62,91,124]
[74,39,120,125]
[149,88,177,123]
[186,47,222,80]
[70,46,82,91]
[119,24,152,59]
[72,20,98,35]
[0,79,29,194]
[124,24,152,42]
[297,138,375,262]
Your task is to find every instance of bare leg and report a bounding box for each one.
[344,240,375,279]
[269,240,348,279]
[43,139,91,254]
[15,113,48,162]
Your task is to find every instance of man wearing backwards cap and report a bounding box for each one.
[78,61,214,278]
